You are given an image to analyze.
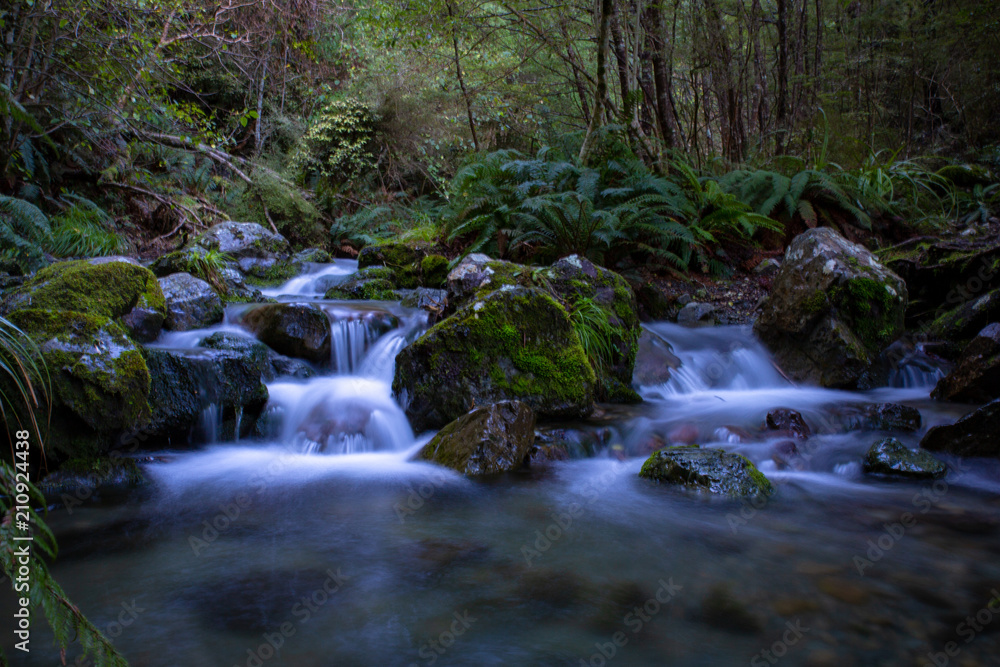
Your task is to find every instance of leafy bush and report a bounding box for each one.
[291,98,379,184]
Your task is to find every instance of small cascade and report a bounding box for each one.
[358,311,428,383]
[266,377,415,454]
[198,403,222,443]
[331,318,375,373]
[262,260,358,298]
[639,322,788,398]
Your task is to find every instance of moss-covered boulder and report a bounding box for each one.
[38,457,147,501]
[920,399,1000,458]
[7,310,151,460]
[324,267,399,300]
[927,288,1000,352]
[242,303,331,363]
[639,446,774,497]
[446,253,532,308]
[293,248,333,264]
[863,438,946,479]
[932,323,1000,403]
[416,401,536,475]
[540,255,642,402]
[192,221,291,259]
[357,241,443,289]
[5,259,166,324]
[159,272,224,331]
[144,346,269,444]
[754,228,908,388]
[394,286,596,431]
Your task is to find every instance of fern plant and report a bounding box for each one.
[1,316,127,666]
[0,194,51,273]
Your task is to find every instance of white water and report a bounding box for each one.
[261,260,358,298]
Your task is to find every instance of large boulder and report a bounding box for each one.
[863,438,946,479]
[538,255,642,403]
[639,446,774,497]
[325,267,399,301]
[920,400,1000,458]
[242,303,331,363]
[394,286,595,431]
[416,401,536,475]
[192,221,290,260]
[446,254,531,308]
[159,273,224,331]
[144,347,269,444]
[6,310,151,460]
[931,323,1000,403]
[754,228,908,387]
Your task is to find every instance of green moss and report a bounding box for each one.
[14,260,166,320]
[801,290,829,315]
[420,254,449,288]
[243,259,301,286]
[326,277,397,300]
[832,276,902,350]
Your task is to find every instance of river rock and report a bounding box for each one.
[446,253,531,308]
[754,227,907,387]
[539,255,642,402]
[926,288,1000,347]
[862,403,922,432]
[920,399,1000,458]
[159,273,224,331]
[325,267,399,300]
[633,329,681,386]
[242,303,331,363]
[6,309,152,460]
[394,286,595,431]
[765,408,811,438]
[639,446,774,497]
[293,248,333,264]
[932,323,1000,403]
[677,302,716,327]
[864,438,947,479]
[199,332,315,380]
[144,347,269,444]
[193,221,290,260]
[416,401,536,475]
[219,267,267,303]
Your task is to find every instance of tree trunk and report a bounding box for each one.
[447,3,480,152]
[579,0,614,163]
[776,0,789,154]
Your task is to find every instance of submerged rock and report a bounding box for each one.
[920,399,1000,458]
[765,408,811,439]
[242,303,331,363]
[159,272,224,331]
[754,227,907,387]
[417,401,536,475]
[394,286,595,431]
[863,438,946,479]
[639,446,774,497]
[199,332,315,380]
[932,323,1000,403]
[633,329,681,386]
[38,457,147,500]
[861,403,922,432]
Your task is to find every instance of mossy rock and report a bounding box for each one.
[639,446,774,497]
[294,248,333,264]
[38,456,147,500]
[863,438,946,479]
[541,255,642,402]
[8,309,152,460]
[358,241,434,289]
[242,303,331,363]
[191,221,291,259]
[446,254,533,309]
[144,346,269,444]
[200,332,316,380]
[754,228,907,388]
[936,164,993,188]
[420,254,450,289]
[241,258,302,286]
[325,276,398,301]
[416,401,537,475]
[6,259,166,322]
[394,286,596,431]
[159,272,224,331]
[932,323,1000,403]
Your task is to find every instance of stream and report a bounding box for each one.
[4,260,1000,667]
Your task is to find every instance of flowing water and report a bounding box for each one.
[5,265,1000,667]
